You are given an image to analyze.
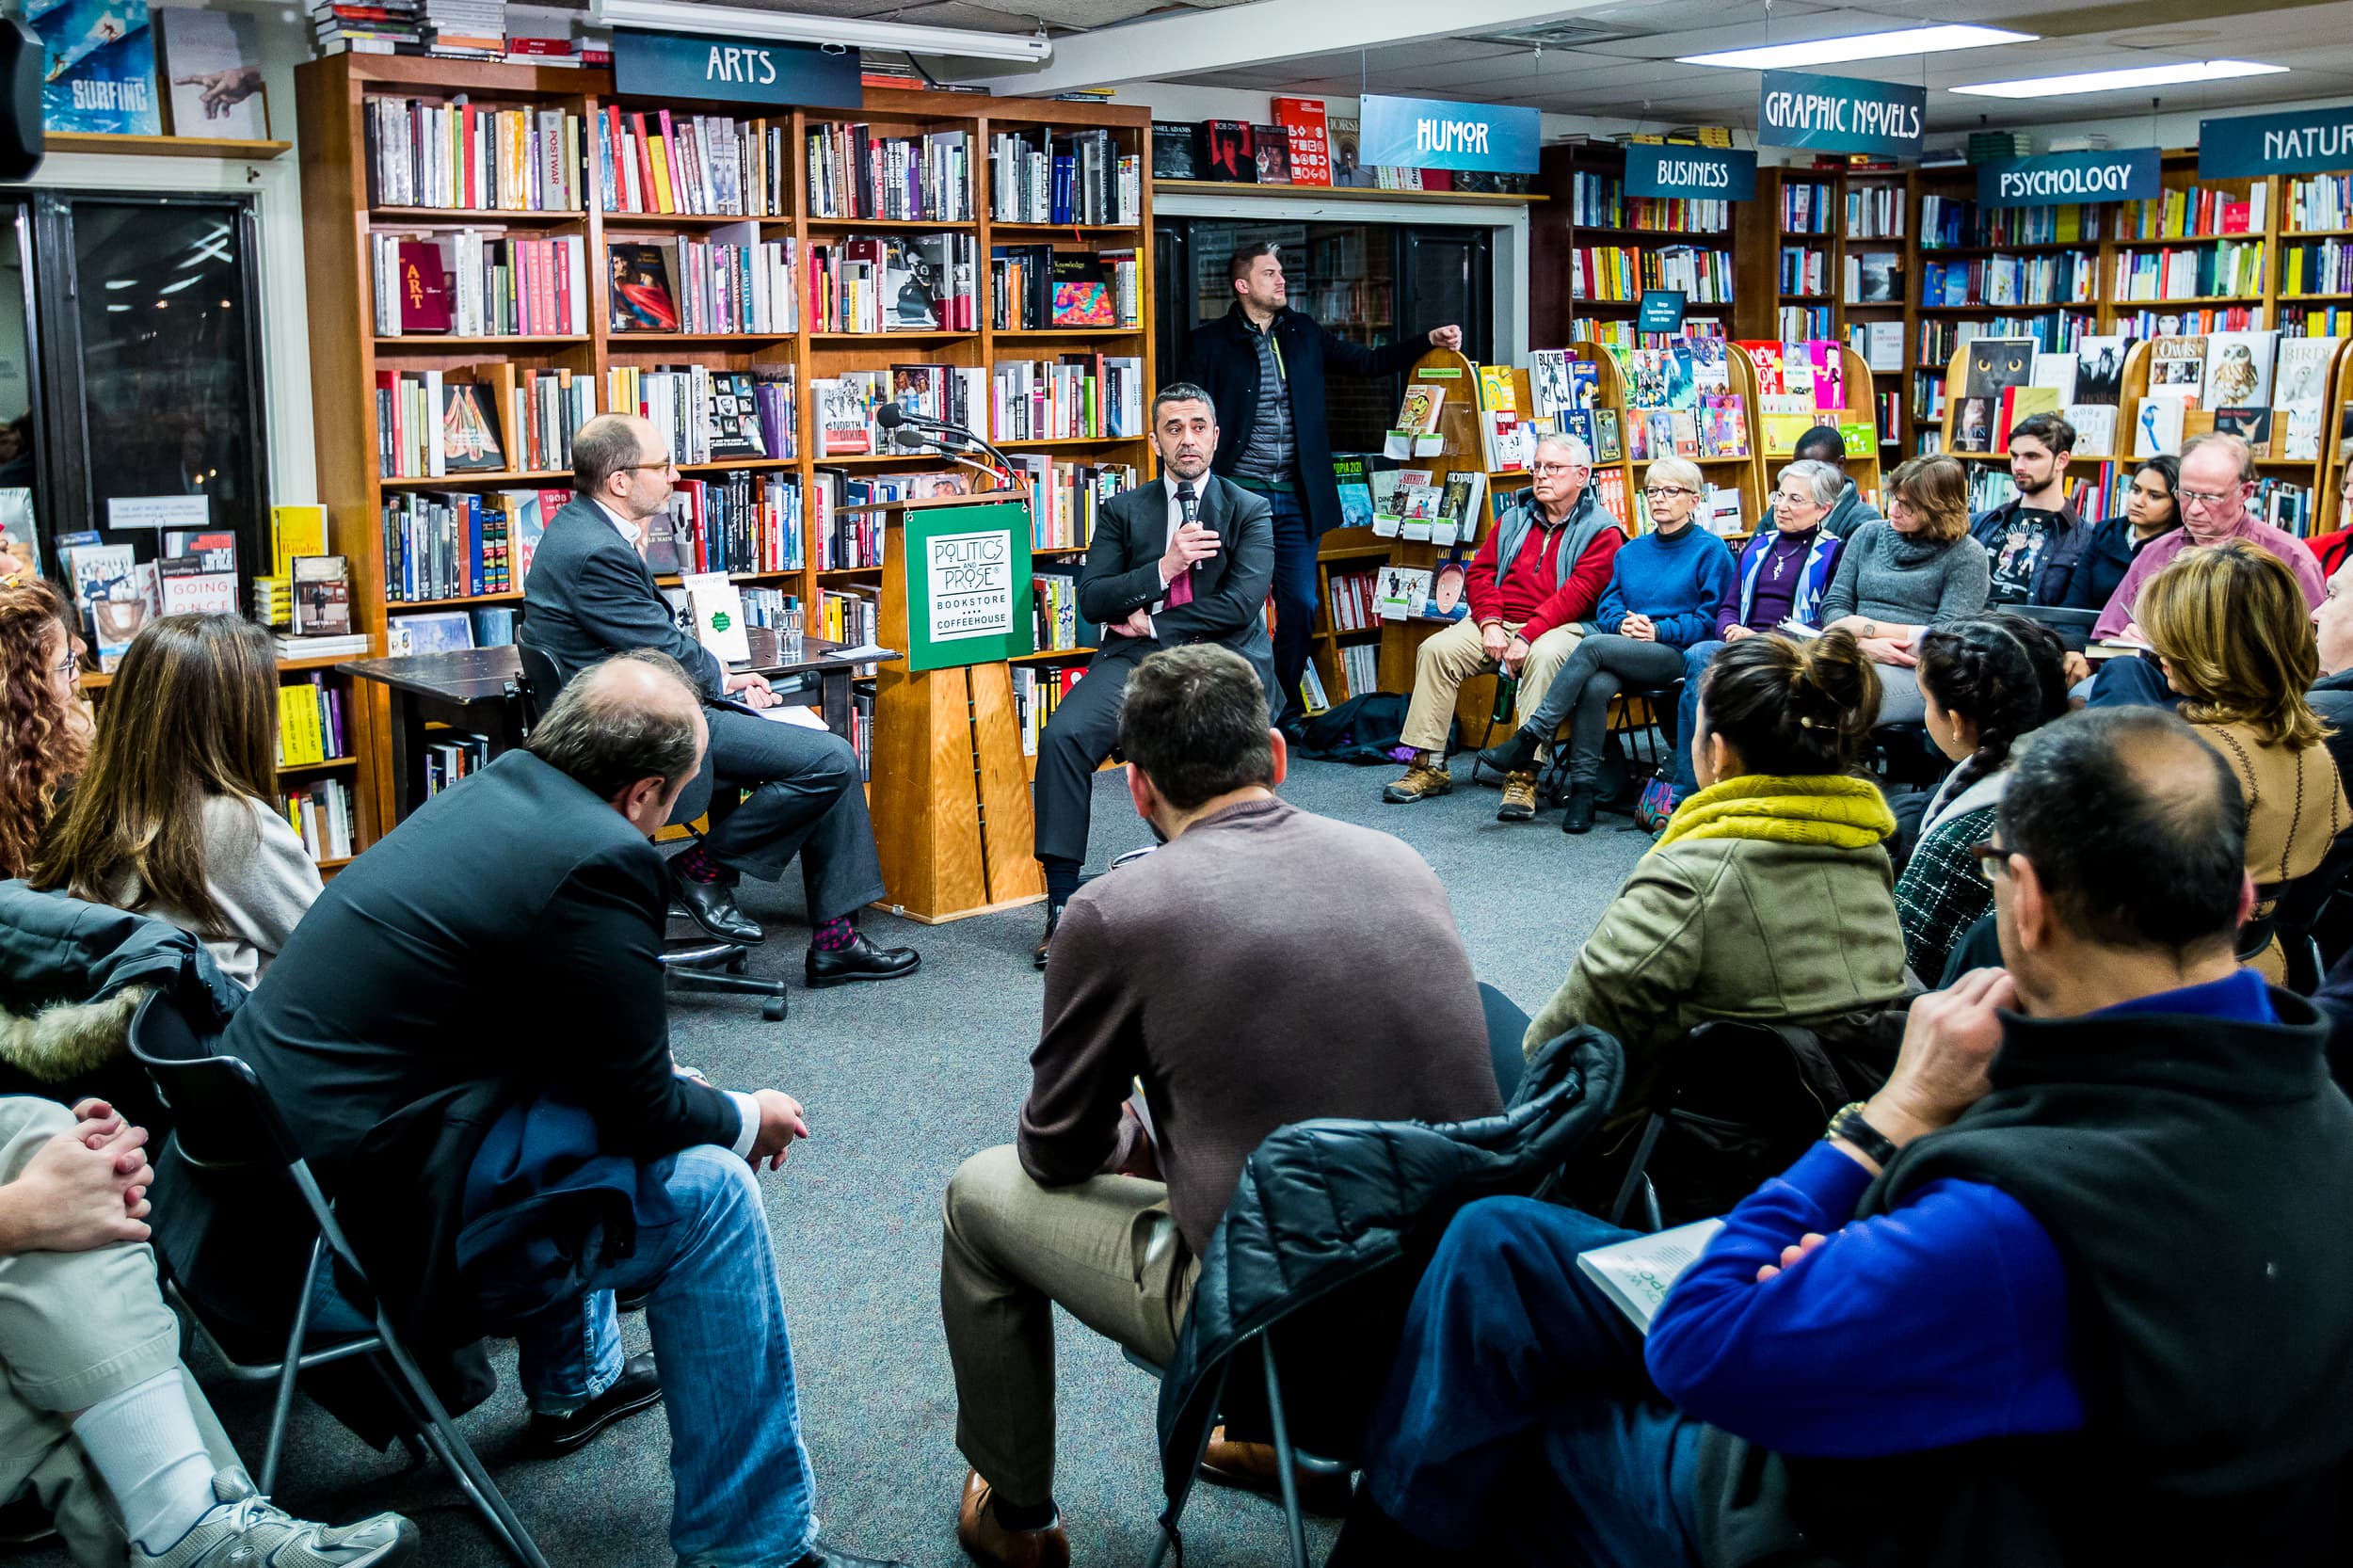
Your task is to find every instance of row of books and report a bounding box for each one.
[1567,245,1734,303]
[1778,247,1829,296]
[386,605,517,656]
[1032,572,1088,652]
[815,584,879,648]
[362,96,584,211]
[2282,239,2353,297]
[808,125,971,222]
[808,471,943,568]
[1777,305,1832,340]
[2283,304,2353,338]
[282,779,358,865]
[382,488,533,602]
[1845,183,1907,240]
[1564,171,1730,233]
[610,364,792,465]
[1919,313,2097,364]
[987,129,1142,226]
[371,231,587,336]
[2286,175,2353,235]
[1922,252,2099,309]
[277,676,349,767]
[1921,197,2103,250]
[807,233,978,333]
[990,245,1140,331]
[420,734,489,803]
[1778,182,1836,235]
[1014,663,1085,756]
[1327,568,1384,632]
[2117,184,2269,240]
[1333,642,1380,705]
[1845,251,1902,305]
[376,363,598,480]
[597,107,788,216]
[2112,242,2267,303]
[2118,305,2265,336]
[991,355,1145,442]
[1010,456,1135,552]
[608,234,799,335]
[650,473,803,576]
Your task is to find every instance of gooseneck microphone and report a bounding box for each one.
[871,402,1022,488]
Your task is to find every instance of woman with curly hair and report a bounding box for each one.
[0,577,89,879]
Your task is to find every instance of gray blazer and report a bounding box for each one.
[520,496,725,703]
[1076,474,1277,693]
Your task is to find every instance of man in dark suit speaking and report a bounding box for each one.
[1031,382,1274,967]
[521,413,916,986]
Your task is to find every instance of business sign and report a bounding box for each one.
[1758,70,1926,158]
[1624,143,1757,202]
[2199,104,2353,177]
[903,501,1032,672]
[1357,94,1541,175]
[1637,290,1687,333]
[1978,147,2160,207]
[612,28,863,110]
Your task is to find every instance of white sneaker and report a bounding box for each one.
[136,1468,417,1568]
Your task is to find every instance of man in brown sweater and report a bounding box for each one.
[941,645,1501,1568]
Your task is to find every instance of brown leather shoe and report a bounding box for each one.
[957,1470,1069,1568]
[1381,756,1454,804]
[1199,1426,1354,1515]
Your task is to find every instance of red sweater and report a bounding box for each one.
[1466,516,1624,644]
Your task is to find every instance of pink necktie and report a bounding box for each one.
[1167,483,1196,606]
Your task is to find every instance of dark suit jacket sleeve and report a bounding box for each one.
[1079,489,1173,625]
[537,841,740,1156]
[1158,486,1274,643]
[1321,321,1431,380]
[573,538,728,701]
[1018,896,1142,1183]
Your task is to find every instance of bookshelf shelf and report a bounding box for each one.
[316,856,356,872]
[48,131,289,160]
[678,457,796,472]
[1010,646,1096,663]
[808,330,980,342]
[374,335,592,348]
[600,210,788,229]
[993,328,1146,339]
[816,566,885,577]
[2108,232,2246,247]
[370,206,584,224]
[804,216,967,231]
[2287,227,2353,240]
[80,654,384,694]
[998,436,1126,449]
[281,756,360,774]
[1149,179,1543,206]
[381,469,571,488]
[392,591,526,610]
[610,331,798,345]
[989,221,1143,235]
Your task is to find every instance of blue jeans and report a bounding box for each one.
[2088,650,2183,712]
[1237,482,1317,721]
[1361,1197,1704,1568]
[510,1146,818,1568]
[1673,641,1726,797]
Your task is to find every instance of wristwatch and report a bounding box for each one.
[1826,1101,1898,1166]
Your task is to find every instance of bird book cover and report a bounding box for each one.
[30,0,160,136]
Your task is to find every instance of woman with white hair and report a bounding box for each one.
[1477,456,1736,831]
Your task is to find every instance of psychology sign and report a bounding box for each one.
[1624,143,1757,202]
[1978,147,2160,206]
[1357,94,1541,174]
[1758,71,1926,158]
[2199,104,2353,177]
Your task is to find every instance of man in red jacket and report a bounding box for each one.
[1384,434,1625,817]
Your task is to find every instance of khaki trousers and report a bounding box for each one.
[1400,616,1587,757]
[939,1144,1198,1509]
[0,1098,237,1568]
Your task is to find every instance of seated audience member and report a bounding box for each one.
[0,1094,417,1566]
[1383,433,1623,808]
[1331,705,2353,1568]
[2064,454,2179,613]
[2297,466,2353,579]
[1893,615,2071,984]
[33,615,319,987]
[1474,457,1735,831]
[1791,424,1883,538]
[1817,454,1992,725]
[2307,555,2353,783]
[1032,382,1275,968]
[943,646,1502,1568]
[0,581,88,881]
[2136,540,2348,980]
[227,652,904,1568]
[1665,459,1846,814]
[2091,432,2324,643]
[1972,412,2089,607]
[1518,631,1907,1103]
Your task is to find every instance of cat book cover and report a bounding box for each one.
[31,0,160,136]
[1961,338,2038,401]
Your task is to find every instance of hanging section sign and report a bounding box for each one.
[1357,94,1541,175]
[1758,70,1925,158]
[1977,147,2160,207]
[2200,104,2353,178]
[1624,143,1757,202]
[612,28,864,110]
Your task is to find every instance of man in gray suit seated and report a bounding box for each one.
[521,413,918,986]
[1030,381,1275,968]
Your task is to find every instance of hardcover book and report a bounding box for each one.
[31,0,160,136]
[2148,336,2209,392]
[706,372,768,460]
[155,6,265,139]
[1961,338,2037,401]
[2202,330,2277,411]
[440,381,504,472]
[1048,256,1112,328]
[1271,97,1331,187]
[1193,120,1257,183]
[291,555,353,639]
[2212,407,2273,452]
[1149,121,1195,180]
[2073,335,2133,405]
[396,240,452,333]
[1251,124,1291,184]
[607,243,678,332]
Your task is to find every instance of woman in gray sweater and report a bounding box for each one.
[1817,454,1992,723]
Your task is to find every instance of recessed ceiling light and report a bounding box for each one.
[1678,24,2034,72]
[1950,58,2288,97]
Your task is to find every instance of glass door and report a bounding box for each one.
[0,201,45,582]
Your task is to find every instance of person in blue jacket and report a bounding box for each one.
[1476,457,1734,832]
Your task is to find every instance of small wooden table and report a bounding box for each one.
[341,631,889,828]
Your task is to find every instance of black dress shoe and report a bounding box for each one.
[805,931,920,987]
[1561,784,1597,835]
[1032,906,1060,970]
[787,1540,910,1568]
[1477,728,1542,778]
[523,1352,663,1455]
[672,869,764,946]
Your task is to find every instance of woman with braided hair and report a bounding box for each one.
[0,577,89,879]
[1895,614,2072,982]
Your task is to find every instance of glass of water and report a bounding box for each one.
[782,598,804,662]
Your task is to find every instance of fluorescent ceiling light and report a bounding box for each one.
[589,0,1050,62]
[1679,24,2033,71]
[1951,59,2288,97]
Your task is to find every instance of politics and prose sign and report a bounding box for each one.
[904,501,1033,672]
[1977,147,2160,207]
[1358,94,1541,175]
[1757,70,1925,158]
[1624,143,1757,201]
[2199,104,2353,178]
[612,28,863,110]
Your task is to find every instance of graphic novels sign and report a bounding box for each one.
[1758,70,1925,158]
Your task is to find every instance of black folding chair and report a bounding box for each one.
[128,992,551,1568]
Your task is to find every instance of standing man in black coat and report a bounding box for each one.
[1030,382,1274,967]
[1184,240,1462,727]
[522,412,916,986]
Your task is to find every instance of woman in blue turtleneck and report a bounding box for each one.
[1478,456,1736,832]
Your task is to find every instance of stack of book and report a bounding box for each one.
[362,97,584,210]
[420,0,504,58]
[277,676,351,766]
[316,0,423,56]
[282,780,358,862]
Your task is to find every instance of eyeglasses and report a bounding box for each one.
[53,651,78,680]
[1530,461,1586,476]
[1642,485,1698,500]
[2177,484,2248,510]
[625,457,679,474]
[1769,491,1824,508]
[1968,839,2013,886]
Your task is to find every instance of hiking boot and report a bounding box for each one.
[1561,785,1597,835]
[137,1469,417,1567]
[1381,757,1453,804]
[1496,770,1540,822]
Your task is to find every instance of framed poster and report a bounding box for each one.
[903,500,1033,672]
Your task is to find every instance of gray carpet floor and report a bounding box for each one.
[30,757,1651,1568]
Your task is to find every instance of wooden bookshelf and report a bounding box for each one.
[1533,142,1737,353]
[46,130,291,160]
[2323,344,2353,537]
[295,54,1152,845]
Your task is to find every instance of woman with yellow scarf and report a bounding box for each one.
[1522,629,1911,1105]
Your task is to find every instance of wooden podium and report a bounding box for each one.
[864,493,1048,923]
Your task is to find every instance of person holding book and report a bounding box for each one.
[1791,424,1883,538]
[944,646,1501,1568]
[33,615,321,989]
[1817,454,1993,726]
[2063,454,2178,615]
[520,413,918,986]
[1970,412,2089,608]
[1382,433,1624,815]
[1893,615,2071,984]
[1516,631,1907,1104]
[216,652,907,1568]
[1329,705,2353,1568]
[1182,241,1463,728]
[0,579,88,882]
[1030,382,1276,969]
[1470,457,1736,831]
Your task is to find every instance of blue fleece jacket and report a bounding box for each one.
[1595,522,1737,649]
